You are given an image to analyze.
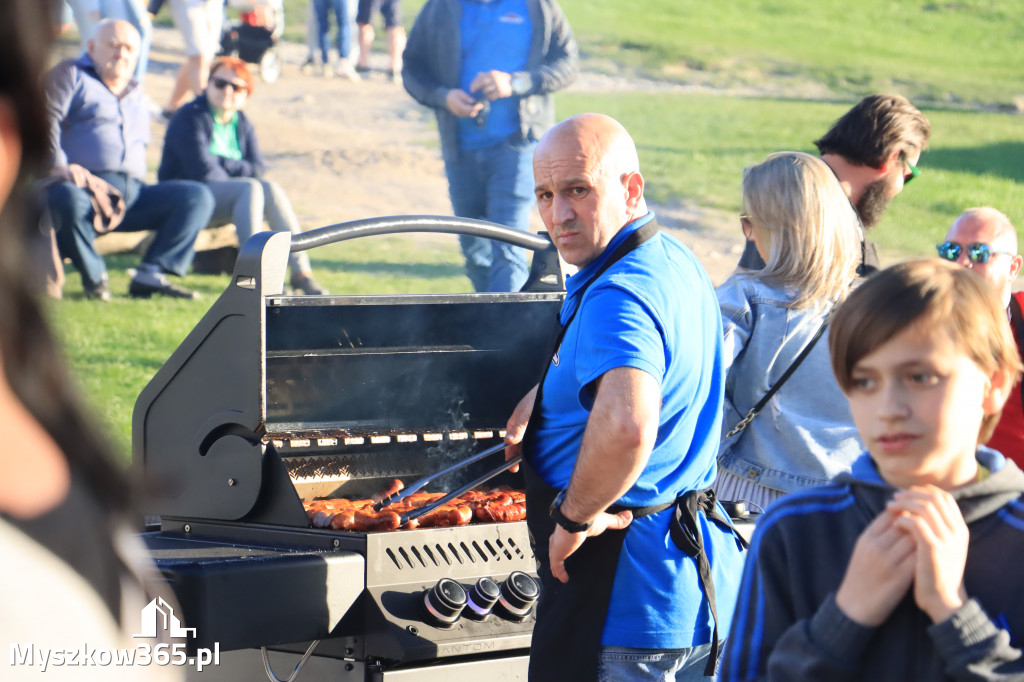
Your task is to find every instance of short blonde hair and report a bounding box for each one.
[830,258,1024,444]
[742,152,860,308]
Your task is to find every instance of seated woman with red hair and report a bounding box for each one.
[158,56,326,294]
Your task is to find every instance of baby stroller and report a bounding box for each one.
[220,0,285,83]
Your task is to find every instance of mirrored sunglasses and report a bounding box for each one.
[936,241,1013,265]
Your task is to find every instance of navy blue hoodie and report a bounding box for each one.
[723,448,1024,681]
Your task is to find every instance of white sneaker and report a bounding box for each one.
[334,61,362,82]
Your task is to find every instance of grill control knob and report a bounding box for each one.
[465,577,501,620]
[497,571,539,621]
[423,578,468,628]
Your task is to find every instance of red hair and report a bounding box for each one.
[208,56,255,95]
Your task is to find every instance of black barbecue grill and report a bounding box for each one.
[135,216,566,681]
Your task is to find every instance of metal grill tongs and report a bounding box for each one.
[372,442,522,526]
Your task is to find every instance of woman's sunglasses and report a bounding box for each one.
[936,241,1013,265]
[211,76,247,93]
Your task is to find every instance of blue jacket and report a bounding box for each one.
[158,94,265,182]
[716,275,862,494]
[46,55,150,179]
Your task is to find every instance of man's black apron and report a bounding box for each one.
[521,219,746,681]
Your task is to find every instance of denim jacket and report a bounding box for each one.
[715,275,862,494]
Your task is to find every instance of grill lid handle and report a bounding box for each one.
[290,215,555,253]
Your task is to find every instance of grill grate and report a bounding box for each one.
[284,453,423,480]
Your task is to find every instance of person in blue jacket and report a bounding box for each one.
[715,152,863,510]
[159,56,327,295]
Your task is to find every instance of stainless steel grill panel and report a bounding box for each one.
[366,524,535,586]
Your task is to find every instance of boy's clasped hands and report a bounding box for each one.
[837,484,970,627]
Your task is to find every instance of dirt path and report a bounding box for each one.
[140,25,745,285]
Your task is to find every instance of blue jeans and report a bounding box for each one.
[444,138,536,292]
[598,643,718,682]
[313,0,352,62]
[49,174,213,289]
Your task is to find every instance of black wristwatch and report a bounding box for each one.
[549,490,592,533]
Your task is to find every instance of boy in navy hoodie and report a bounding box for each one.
[723,258,1024,681]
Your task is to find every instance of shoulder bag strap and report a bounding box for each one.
[723,304,835,440]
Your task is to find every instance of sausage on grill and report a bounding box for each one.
[353,509,402,531]
[371,478,405,504]
[330,508,357,530]
[417,504,473,528]
[476,503,527,523]
[305,487,525,531]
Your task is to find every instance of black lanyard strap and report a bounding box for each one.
[524,218,660,451]
[552,219,660,357]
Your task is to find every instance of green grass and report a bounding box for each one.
[555,0,1024,108]
[555,92,1024,257]
[282,0,1024,107]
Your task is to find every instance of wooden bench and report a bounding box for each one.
[94,224,240,274]
[94,224,239,256]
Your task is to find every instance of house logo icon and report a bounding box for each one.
[133,597,197,639]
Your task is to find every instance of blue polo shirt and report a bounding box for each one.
[529,213,745,649]
[457,0,531,149]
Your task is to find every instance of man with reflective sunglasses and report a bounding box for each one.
[939,207,1024,467]
[738,93,931,275]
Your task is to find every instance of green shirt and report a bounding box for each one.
[209,108,242,160]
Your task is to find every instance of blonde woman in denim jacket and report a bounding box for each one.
[715,152,863,510]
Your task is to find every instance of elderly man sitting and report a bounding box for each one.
[45,19,214,300]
